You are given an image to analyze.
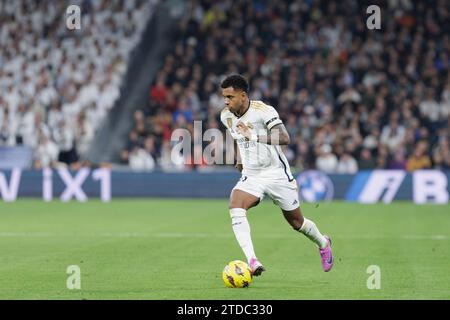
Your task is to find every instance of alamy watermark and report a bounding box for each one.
[66,5,81,30]
[66,265,81,290]
[170,121,283,167]
[366,265,381,290]
[366,5,381,30]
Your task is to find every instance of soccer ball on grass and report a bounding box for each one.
[222,260,253,288]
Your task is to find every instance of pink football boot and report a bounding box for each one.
[319,236,334,272]
[249,257,266,276]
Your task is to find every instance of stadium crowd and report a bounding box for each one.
[124,0,450,173]
[0,0,155,168]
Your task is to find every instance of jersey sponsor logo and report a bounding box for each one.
[237,139,256,149]
[296,170,334,202]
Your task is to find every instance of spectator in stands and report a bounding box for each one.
[337,153,358,174]
[150,74,168,108]
[33,135,59,169]
[0,106,14,146]
[134,0,449,173]
[432,137,450,170]
[53,120,78,166]
[294,139,313,171]
[6,0,434,172]
[158,140,186,172]
[387,148,407,170]
[0,0,156,168]
[316,144,338,173]
[419,88,440,124]
[129,146,155,171]
[358,148,377,170]
[406,140,432,171]
[380,119,406,153]
[75,112,95,159]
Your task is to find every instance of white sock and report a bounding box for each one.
[230,208,256,262]
[299,218,328,249]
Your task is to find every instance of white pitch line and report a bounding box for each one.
[0,232,53,237]
[0,232,448,240]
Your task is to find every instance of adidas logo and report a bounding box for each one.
[292,200,298,205]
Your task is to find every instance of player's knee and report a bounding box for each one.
[229,189,260,210]
[228,195,242,209]
[229,199,248,210]
[228,202,241,210]
[229,208,246,220]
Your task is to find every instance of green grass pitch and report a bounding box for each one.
[0,199,449,300]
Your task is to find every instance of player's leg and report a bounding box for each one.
[282,207,327,248]
[229,189,260,210]
[282,206,334,272]
[267,178,334,272]
[229,186,266,276]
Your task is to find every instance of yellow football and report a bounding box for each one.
[222,260,253,288]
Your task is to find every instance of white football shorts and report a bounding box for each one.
[232,174,300,211]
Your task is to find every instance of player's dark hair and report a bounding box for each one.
[221,74,249,93]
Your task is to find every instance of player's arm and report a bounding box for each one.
[236,122,290,146]
[236,104,290,145]
[257,123,291,145]
[234,139,243,172]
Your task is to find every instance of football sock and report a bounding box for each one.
[298,218,328,249]
[229,208,256,262]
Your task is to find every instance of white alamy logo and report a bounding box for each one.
[66,265,81,290]
[366,5,381,30]
[66,5,81,30]
[366,265,381,290]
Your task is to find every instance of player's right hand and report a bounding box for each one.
[235,163,243,172]
[236,122,252,140]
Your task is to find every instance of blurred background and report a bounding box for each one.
[0,0,449,201]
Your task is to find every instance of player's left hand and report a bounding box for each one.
[236,122,252,140]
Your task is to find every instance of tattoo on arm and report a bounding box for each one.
[257,124,291,145]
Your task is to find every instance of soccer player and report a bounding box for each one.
[220,75,334,276]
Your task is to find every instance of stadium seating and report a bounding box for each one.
[0,0,157,169]
[124,0,450,172]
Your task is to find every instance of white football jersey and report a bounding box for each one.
[220,100,294,181]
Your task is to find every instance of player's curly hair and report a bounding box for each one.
[221,74,249,93]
